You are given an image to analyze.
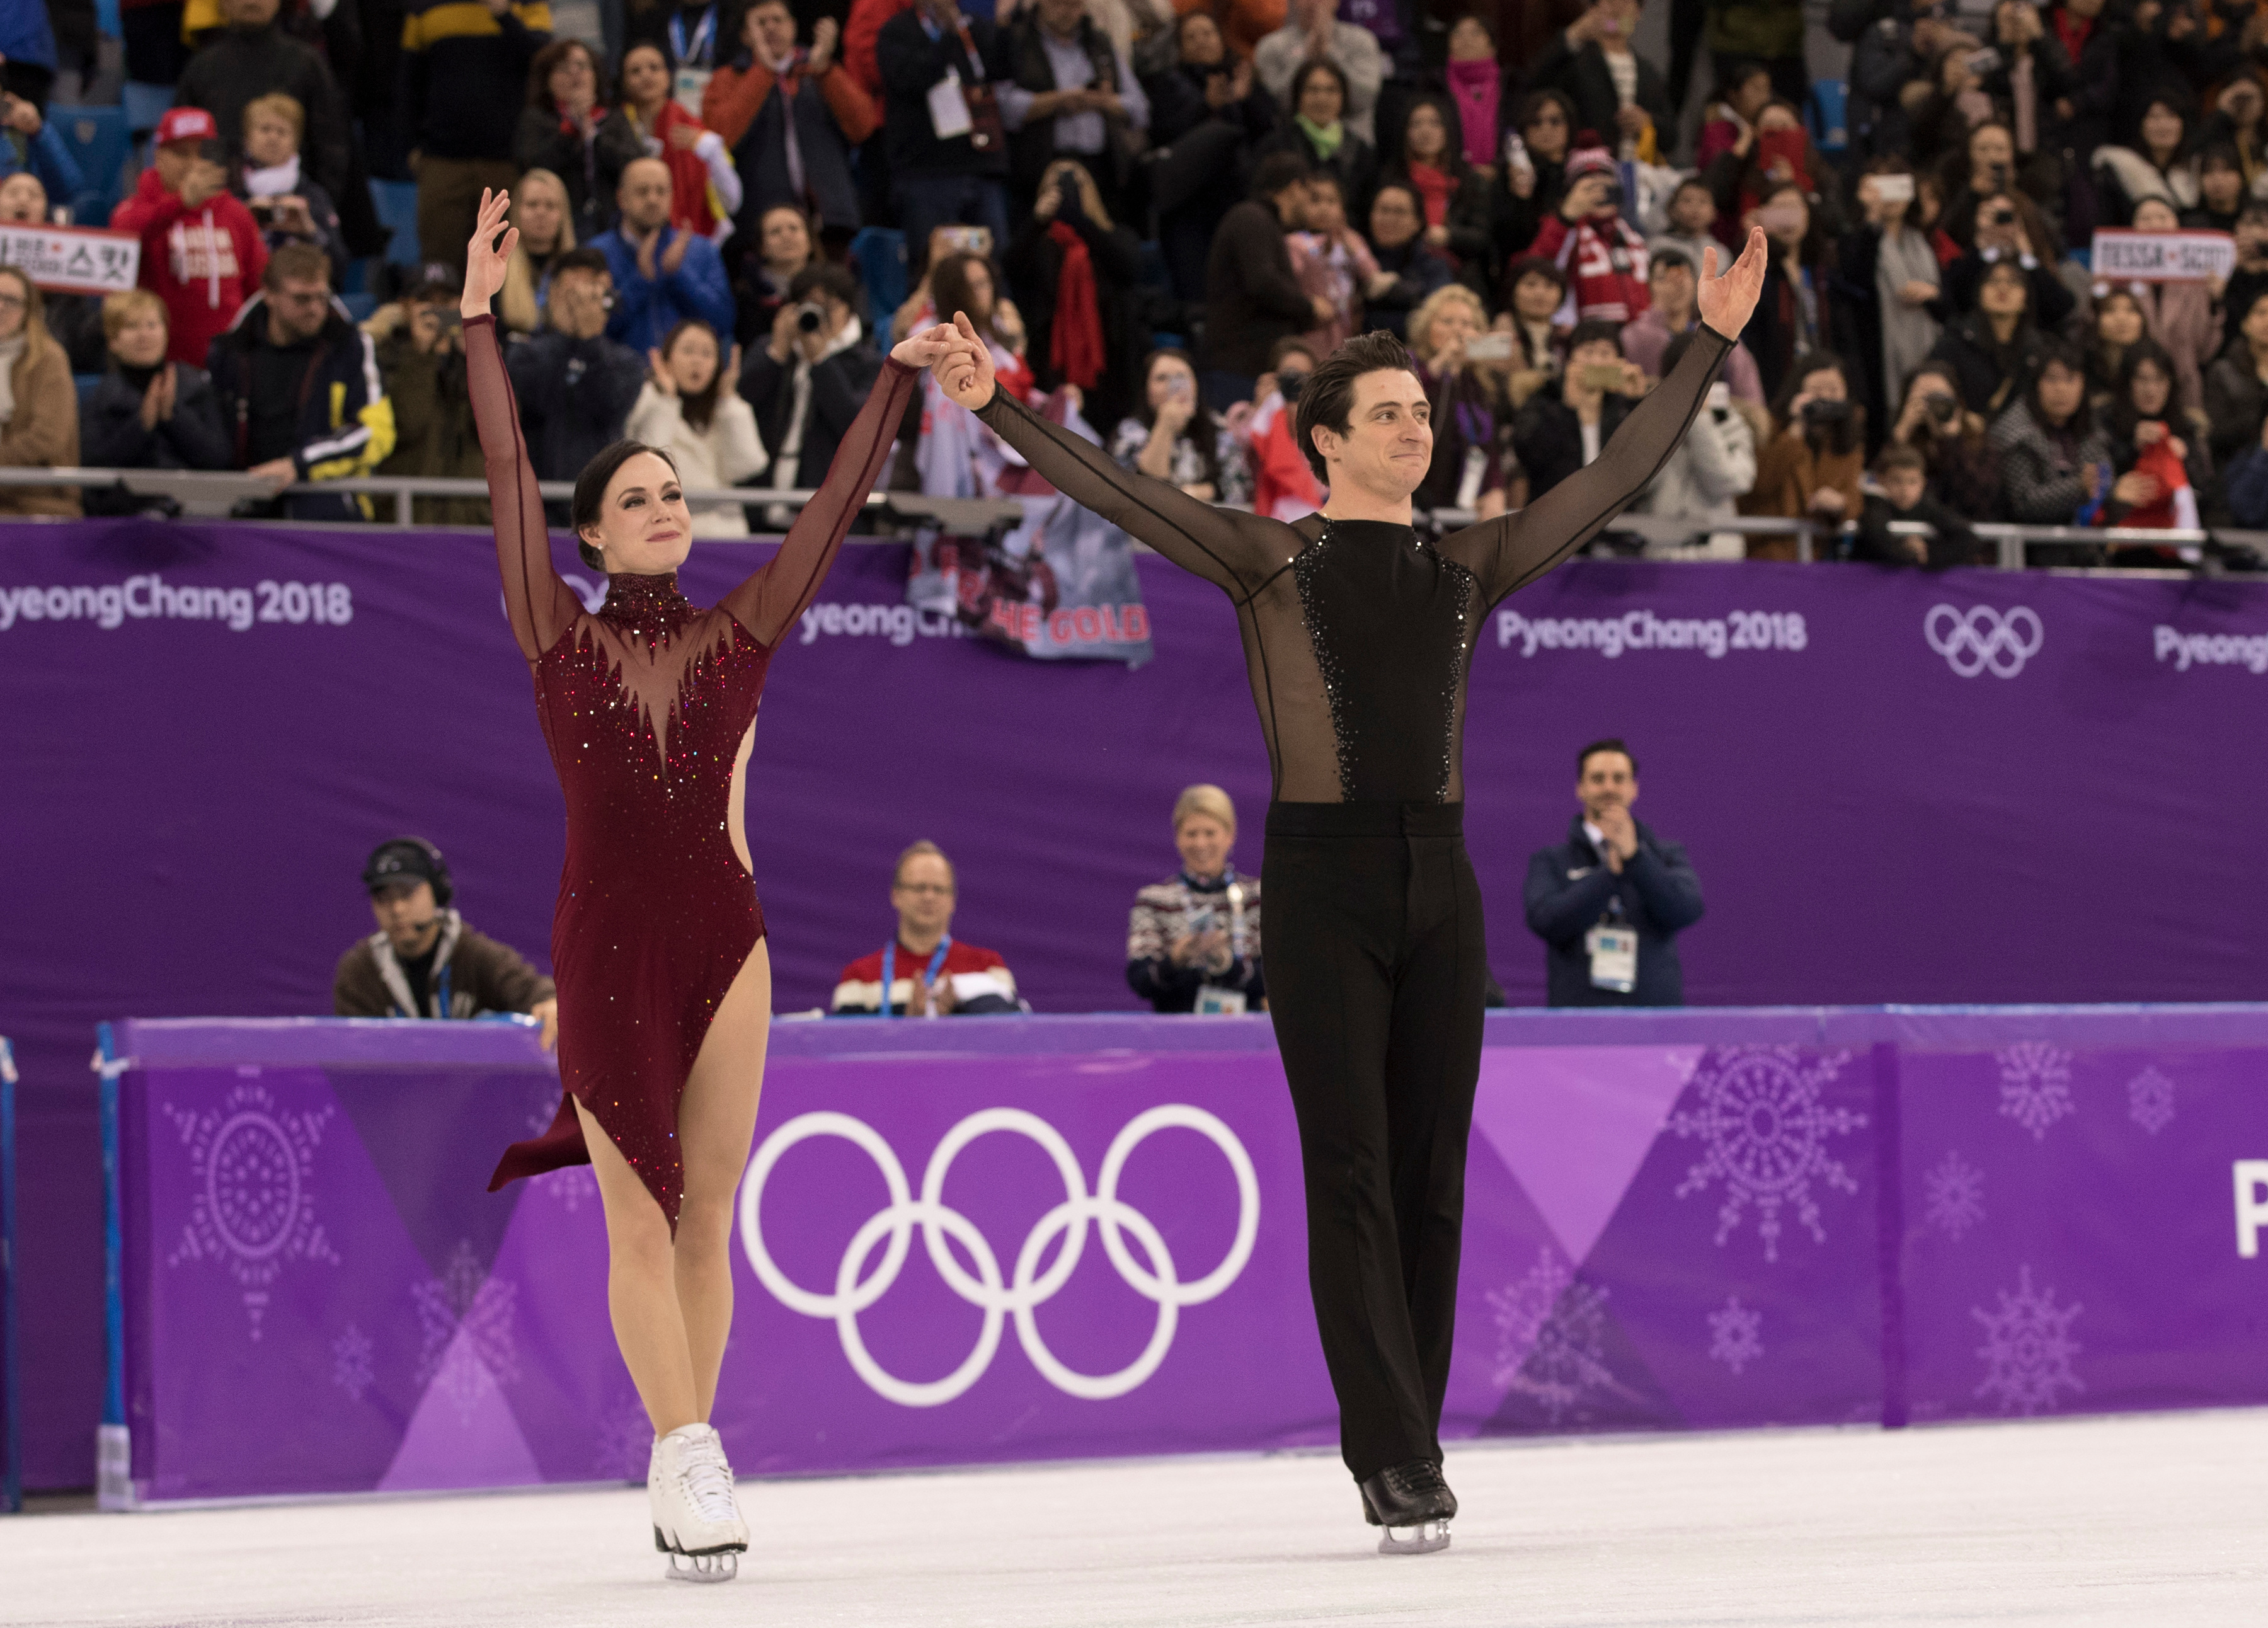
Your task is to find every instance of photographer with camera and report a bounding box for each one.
[1832,163,1941,437]
[1886,358,2005,516]
[503,247,647,486]
[371,278,488,525]
[1743,350,1864,555]
[741,260,883,496]
[1511,317,1647,502]
[1529,140,1652,324]
[1926,256,2048,417]
[238,95,348,287]
[1940,188,2075,330]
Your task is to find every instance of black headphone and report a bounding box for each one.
[362,837,454,908]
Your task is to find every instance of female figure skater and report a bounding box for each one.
[459,190,954,1581]
[927,231,1768,1556]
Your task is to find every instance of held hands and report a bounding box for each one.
[890,319,961,369]
[1695,228,1770,339]
[931,310,997,410]
[462,188,518,318]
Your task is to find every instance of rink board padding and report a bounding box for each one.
[100,1010,2268,1503]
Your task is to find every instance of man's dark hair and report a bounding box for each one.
[1250,149,1312,202]
[402,277,455,306]
[553,246,611,280]
[1670,173,1714,203]
[1268,334,1319,370]
[1874,442,1927,477]
[1649,245,1696,275]
[788,262,860,307]
[1577,738,1637,777]
[262,241,330,292]
[1503,253,1566,297]
[1295,329,1416,481]
[1565,318,1624,356]
[2027,336,2093,439]
[571,440,682,570]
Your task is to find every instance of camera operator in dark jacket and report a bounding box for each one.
[1524,738,1704,1007]
[740,261,883,493]
[503,247,646,484]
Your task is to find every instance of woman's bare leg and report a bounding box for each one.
[575,1094,701,1436]
[673,939,772,1420]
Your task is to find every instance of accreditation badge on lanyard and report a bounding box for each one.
[1194,880,1249,1015]
[1584,917,1637,994]
[671,6,718,117]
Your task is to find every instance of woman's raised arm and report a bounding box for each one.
[464,189,580,662]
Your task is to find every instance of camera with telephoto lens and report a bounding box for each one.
[1801,397,1852,427]
[1925,393,1959,425]
[1278,370,1308,402]
[794,301,825,334]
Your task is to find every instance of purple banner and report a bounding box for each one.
[101,1009,2268,1503]
[10,519,2268,1485]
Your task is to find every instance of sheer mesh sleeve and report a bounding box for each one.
[467,314,580,662]
[975,387,1294,600]
[1440,325,1734,607]
[722,357,922,647]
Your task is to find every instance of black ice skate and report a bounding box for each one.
[1359,1460,1457,1556]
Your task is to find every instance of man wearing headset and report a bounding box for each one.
[333,837,560,1049]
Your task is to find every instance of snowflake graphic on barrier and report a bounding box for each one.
[523,1083,597,1210]
[2127,1067,2176,1135]
[1973,1265,2083,1416]
[411,1241,520,1421]
[1923,1149,1986,1241]
[1486,1246,1615,1422]
[161,1083,338,1338]
[1706,1297,1763,1375]
[1995,1041,2075,1140]
[595,1390,656,1482]
[1668,1048,1865,1262]
[332,1323,375,1404]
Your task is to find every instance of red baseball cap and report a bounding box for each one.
[154,106,219,147]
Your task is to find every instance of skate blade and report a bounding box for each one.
[663,1550,740,1583]
[1377,1519,1451,1556]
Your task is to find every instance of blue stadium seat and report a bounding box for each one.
[848,226,907,323]
[369,179,423,268]
[96,0,122,34]
[50,106,129,224]
[340,292,378,323]
[121,83,173,137]
[1808,80,1848,154]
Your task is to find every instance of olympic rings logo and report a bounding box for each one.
[737,1107,1261,1407]
[1925,604,2044,679]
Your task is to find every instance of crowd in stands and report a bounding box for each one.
[11,0,2268,556]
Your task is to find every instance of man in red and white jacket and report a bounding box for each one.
[1528,136,1650,325]
[110,107,267,365]
[831,840,1024,1016]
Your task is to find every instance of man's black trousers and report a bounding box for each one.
[1263,801,1488,1482]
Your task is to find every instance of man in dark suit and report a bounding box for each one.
[1523,738,1705,1007]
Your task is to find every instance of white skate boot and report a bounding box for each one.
[648,1423,749,1582]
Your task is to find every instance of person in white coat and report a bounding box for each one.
[625,318,769,536]
[1634,329,1758,559]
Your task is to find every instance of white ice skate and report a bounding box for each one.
[648,1423,749,1582]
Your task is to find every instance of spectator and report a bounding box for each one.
[2204,72,2268,192]
[2100,338,2212,533]
[0,264,79,518]
[335,839,558,1048]
[1143,9,1276,302]
[1254,57,1378,215]
[998,0,1150,223]
[1380,94,1492,281]
[0,83,83,200]
[1247,334,1322,520]
[1501,253,1570,395]
[80,289,231,515]
[1937,121,2038,246]
[1286,169,1379,354]
[400,0,548,279]
[1709,98,1839,255]
[626,319,767,535]
[505,246,646,483]
[1906,40,2000,179]
[1635,327,1759,557]
[1128,784,1265,1014]
[517,38,642,246]
[900,247,1031,386]
[2088,285,2145,401]
[1361,180,1450,341]
[1988,342,2114,527]
[0,169,101,372]
[1705,0,1810,107]
[2095,95,2199,228]
[1652,175,1721,272]
[1884,358,2004,519]
[112,108,266,367]
[1443,14,1501,171]
[732,202,814,345]
[591,157,738,355]
[1005,158,1146,425]
[832,841,1022,1016]
[2203,287,2268,469]
[1530,139,1651,324]
[1622,244,1766,403]
[617,42,743,245]
[1941,186,2071,318]
[1521,0,1670,163]
[1927,258,2047,418]
[1853,441,1979,566]
[1744,350,1865,552]
[1523,738,1704,1009]
[369,279,486,526]
[237,94,348,284]
[1493,88,1574,262]
[1407,284,1511,517]
[702,0,877,251]
[499,168,576,335]
[205,243,394,521]
[173,0,353,212]
[622,0,731,72]
[1739,179,1825,403]
[741,260,884,493]
[2218,202,2268,345]
[1200,150,1330,402]
[1838,163,1942,437]
[1511,316,1646,502]
[2038,0,2119,171]
[2114,197,2223,417]
[1694,57,1772,174]
[1252,0,1383,144]
[875,0,1013,257]
[1109,345,1252,505]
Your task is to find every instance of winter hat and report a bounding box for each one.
[1565,136,1617,180]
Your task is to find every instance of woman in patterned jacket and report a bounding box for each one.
[1126,784,1266,1013]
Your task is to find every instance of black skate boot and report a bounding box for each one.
[1359,1460,1457,1555]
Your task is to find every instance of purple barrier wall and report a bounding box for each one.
[101,1010,2268,1503]
[9,518,2268,1484]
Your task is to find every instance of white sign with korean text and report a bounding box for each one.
[0,222,142,296]
[2090,229,2235,284]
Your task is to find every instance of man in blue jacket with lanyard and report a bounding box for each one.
[590,157,736,355]
[1523,738,1705,1006]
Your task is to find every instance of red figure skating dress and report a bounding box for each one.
[467,314,919,1225]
